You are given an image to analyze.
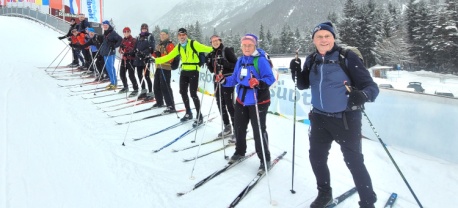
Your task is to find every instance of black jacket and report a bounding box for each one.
[134,32,155,66]
[206,43,238,76]
[99,26,122,56]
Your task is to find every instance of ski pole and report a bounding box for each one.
[50,46,72,75]
[189,90,217,179]
[252,80,274,205]
[290,50,300,194]
[92,57,108,94]
[217,71,228,159]
[343,81,423,208]
[45,44,69,72]
[191,65,209,143]
[121,64,149,146]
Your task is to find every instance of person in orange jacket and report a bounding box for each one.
[69,28,86,67]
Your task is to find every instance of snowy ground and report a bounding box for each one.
[1,16,458,208]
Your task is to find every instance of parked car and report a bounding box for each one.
[379,84,393,89]
[407,82,425,93]
[435,91,454,98]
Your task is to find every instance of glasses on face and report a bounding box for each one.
[315,35,333,40]
[241,44,255,49]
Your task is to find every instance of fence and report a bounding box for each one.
[1,6,69,34]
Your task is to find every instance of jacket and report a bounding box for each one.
[156,39,213,71]
[297,45,379,113]
[223,48,276,106]
[99,26,122,57]
[71,33,85,45]
[120,35,136,60]
[206,43,238,76]
[133,32,155,66]
[153,39,175,70]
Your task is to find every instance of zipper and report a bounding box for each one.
[319,55,324,109]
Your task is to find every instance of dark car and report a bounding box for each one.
[379,84,393,89]
[407,82,425,93]
[435,91,454,98]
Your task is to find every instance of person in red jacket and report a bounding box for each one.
[69,28,86,67]
[118,27,138,93]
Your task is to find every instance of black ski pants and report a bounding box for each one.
[214,82,235,127]
[120,59,138,90]
[90,52,105,75]
[82,48,91,68]
[179,70,200,116]
[308,109,377,206]
[233,101,270,162]
[154,68,174,108]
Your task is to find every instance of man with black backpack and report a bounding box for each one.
[152,28,213,127]
[132,23,155,99]
[206,35,238,140]
[296,22,379,208]
[152,29,180,114]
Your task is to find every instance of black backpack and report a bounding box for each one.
[178,40,206,67]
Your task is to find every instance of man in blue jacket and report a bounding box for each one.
[99,20,122,90]
[296,22,379,208]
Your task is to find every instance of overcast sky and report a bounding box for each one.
[104,0,182,33]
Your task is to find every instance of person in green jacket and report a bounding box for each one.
[153,28,213,127]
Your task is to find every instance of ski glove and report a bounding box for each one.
[348,89,368,107]
[58,36,66,40]
[149,57,156,63]
[249,78,259,88]
[215,74,225,84]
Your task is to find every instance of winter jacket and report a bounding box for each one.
[223,48,276,106]
[80,34,103,53]
[206,43,238,76]
[153,39,177,70]
[70,33,86,45]
[120,35,136,60]
[133,32,155,66]
[99,26,122,57]
[297,45,379,113]
[155,39,213,71]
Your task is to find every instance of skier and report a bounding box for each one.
[118,27,138,94]
[152,29,179,114]
[152,28,213,127]
[296,22,379,208]
[68,28,85,68]
[132,23,155,99]
[58,18,79,67]
[290,51,301,82]
[215,34,276,173]
[99,20,122,90]
[205,35,238,140]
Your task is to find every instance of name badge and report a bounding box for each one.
[240,67,248,77]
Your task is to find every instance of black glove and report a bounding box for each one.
[149,57,156,63]
[347,89,368,107]
[154,51,161,57]
[69,43,75,48]
[120,45,126,50]
[58,36,66,40]
[136,51,145,59]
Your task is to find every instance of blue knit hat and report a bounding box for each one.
[312,22,335,39]
[87,28,95,33]
[102,20,110,26]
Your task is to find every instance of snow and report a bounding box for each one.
[2,16,458,208]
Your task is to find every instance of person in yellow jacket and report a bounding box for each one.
[153,28,213,127]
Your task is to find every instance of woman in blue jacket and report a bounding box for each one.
[216,34,276,173]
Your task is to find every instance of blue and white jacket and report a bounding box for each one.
[223,48,276,106]
[297,45,379,113]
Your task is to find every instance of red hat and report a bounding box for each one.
[123,27,131,33]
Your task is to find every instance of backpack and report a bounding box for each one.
[178,40,206,67]
[221,46,235,61]
[306,46,363,86]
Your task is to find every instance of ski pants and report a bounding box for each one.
[233,101,270,162]
[120,59,138,90]
[82,48,91,68]
[104,55,116,85]
[72,48,84,65]
[214,82,235,128]
[308,109,377,206]
[154,68,175,108]
[179,70,200,116]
